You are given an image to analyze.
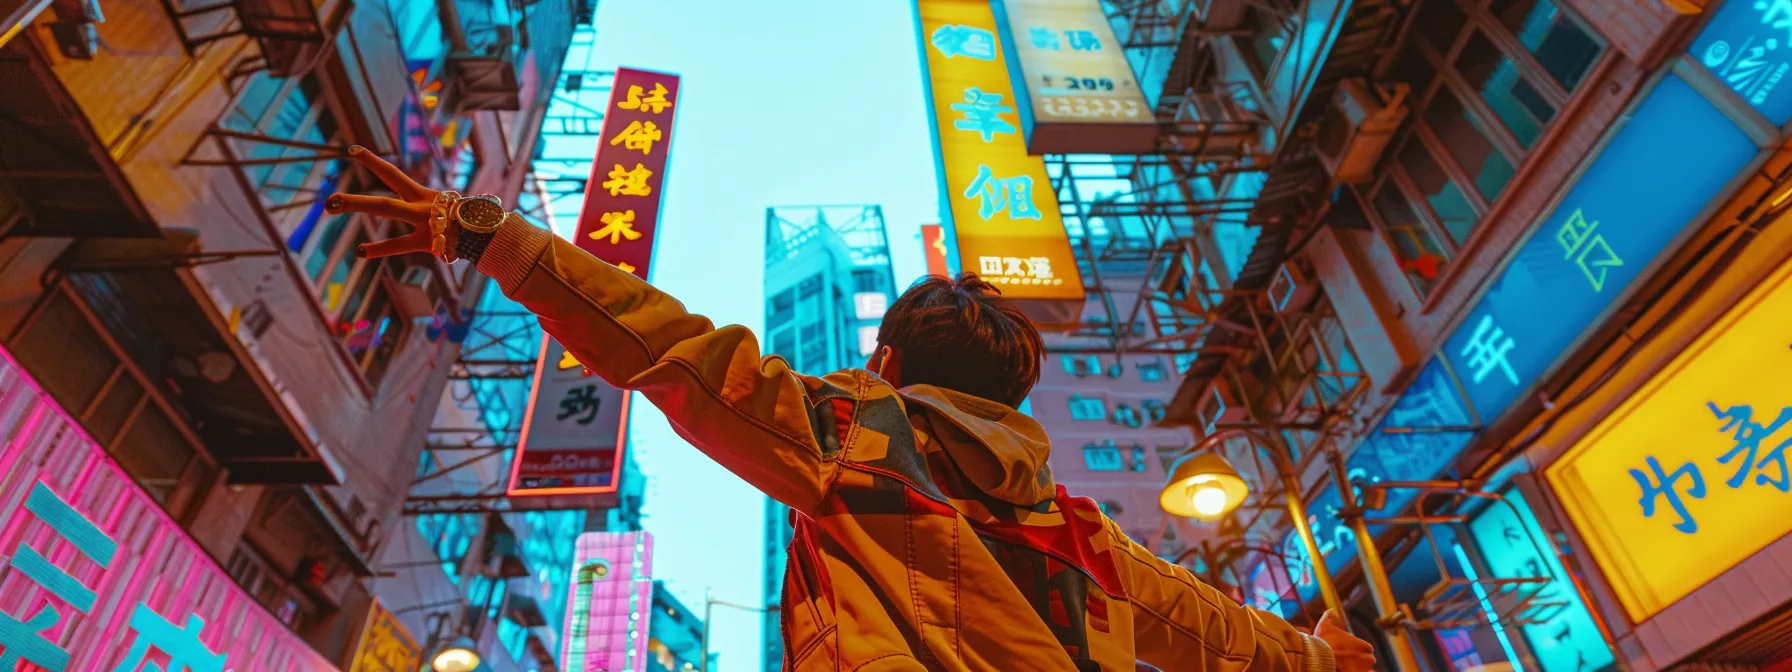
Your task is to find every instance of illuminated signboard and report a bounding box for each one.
[563,532,656,672]
[1282,72,1763,603]
[0,347,338,670]
[1691,0,1792,125]
[993,0,1156,154]
[915,0,1086,325]
[1547,254,1792,623]
[920,223,953,277]
[1466,488,1613,672]
[349,599,421,672]
[1439,73,1758,431]
[510,67,680,507]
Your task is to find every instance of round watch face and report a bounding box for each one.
[457,197,506,232]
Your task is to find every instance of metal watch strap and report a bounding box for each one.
[455,227,497,265]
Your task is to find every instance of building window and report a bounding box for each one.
[1068,394,1106,420]
[1083,441,1125,471]
[853,292,888,319]
[220,74,344,226]
[1061,354,1101,377]
[857,325,879,357]
[1137,359,1167,382]
[1128,443,1147,473]
[1142,399,1168,425]
[1366,0,1603,297]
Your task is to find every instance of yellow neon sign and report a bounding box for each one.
[917,0,1085,319]
[1547,253,1792,623]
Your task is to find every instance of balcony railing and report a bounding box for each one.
[158,0,348,77]
[448,0,574,111]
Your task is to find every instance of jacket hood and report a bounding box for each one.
[900,385,1056,506]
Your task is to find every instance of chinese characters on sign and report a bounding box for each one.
[1547,252,1792,622]
[1440,74,1756,427]
[995,0,1155,153]
[920,224,953,277]
[917,0,1084,322]
[1465,489,1615,672]
[349,600,420,672]
[1692,0,1792,125]
[510,68,680,507]
[1555,209,1623,292]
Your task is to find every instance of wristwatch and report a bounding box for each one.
[449,194,505,264]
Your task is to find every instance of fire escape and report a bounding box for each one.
[405,19,619,517]
[1064,0,1568,640]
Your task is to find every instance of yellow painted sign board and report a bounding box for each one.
[917,0,1086,326]
[350,599,421,672]
[1547,254,1792,623]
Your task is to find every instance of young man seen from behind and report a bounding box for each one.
[328,147,1377,672]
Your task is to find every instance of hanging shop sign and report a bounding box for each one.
[916,0,1086,325]
[991,0,1156,154]
[1439,72,1758,429]
[563,532,656,672]
[509,67,680,509]
[0,347,339,671]
[921,223,954,278]
[1547,254,1792,623]
[1465,488,1614,672]
[349,599,421,672]
[1691,0,1792,126]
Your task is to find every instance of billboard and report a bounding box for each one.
[1691,0,1792,125]
[916,0,1086,326]
[349,599,421,672]
[1547,253,1792,623]
[509,67,680,507]
[0,346,339,670]
[563,532,656,672]
[993,0,1157,154]
[1465,488,1612,672]
[921,223,953,278]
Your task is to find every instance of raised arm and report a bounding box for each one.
[1108,517,1370,672]
[327,147,834,514]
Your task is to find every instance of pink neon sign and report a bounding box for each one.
[562,531,655,672]
[0,346,338,670]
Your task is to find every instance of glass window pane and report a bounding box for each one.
[1424,87,1517,201]
[1490,0,1603,90]
[1413,0,1467,52]
[322,229,372,315]
[303,214,352,281]
[1373,181,1449,296]
[1399,138,1480,245]
[1457,32,1556,148]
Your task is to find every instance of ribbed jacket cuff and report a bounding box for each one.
[1302,633,1337,672]
[476,213,553,294]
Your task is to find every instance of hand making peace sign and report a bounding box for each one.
[323,145,459,261]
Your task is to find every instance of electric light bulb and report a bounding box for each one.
[1190,484,1229,517]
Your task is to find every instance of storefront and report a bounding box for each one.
[0,346,341,669]
[1268,0,1790,668]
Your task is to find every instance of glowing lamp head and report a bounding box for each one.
[431,637,481,672]
[1159,451,1250,521]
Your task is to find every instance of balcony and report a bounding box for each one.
[0,37,341,487]
[159,0,349,77]
[448,0,574,111]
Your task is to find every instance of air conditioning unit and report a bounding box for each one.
[1268,261,1317,313]
[1194,379,1249,435]
[392,266,436,319]
[1314,78,1409,184]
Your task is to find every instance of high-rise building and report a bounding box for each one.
[759,205,897,670]
[0,0,573,668]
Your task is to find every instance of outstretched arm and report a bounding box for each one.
[328,147,834,514]
[1109,517,1375,672]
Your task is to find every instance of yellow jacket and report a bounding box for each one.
[478,217,1337,672]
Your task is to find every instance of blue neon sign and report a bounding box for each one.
[1466,489,1615,672]
[1439,73,1757,428]
[1691,0,1792,125]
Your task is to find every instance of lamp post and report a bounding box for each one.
[701,590,779,672]
[1157,427,1422,672]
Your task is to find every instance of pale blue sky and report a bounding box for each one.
[585,2,939,669]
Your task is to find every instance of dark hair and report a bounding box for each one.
[876,272,1043,407]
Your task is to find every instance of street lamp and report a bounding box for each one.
[701,591,779,672]
[1158,428,1424,672]
[1160,428,1344,615]
[429,635,481,672]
